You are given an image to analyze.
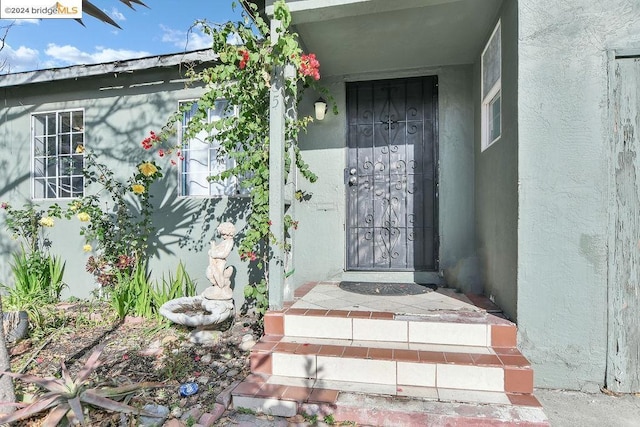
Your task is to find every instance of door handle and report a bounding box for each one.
[349,176,357,186]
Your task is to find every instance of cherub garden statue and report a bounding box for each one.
[202,222,236,300]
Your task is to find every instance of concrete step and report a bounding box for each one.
[249,335,533,395]
[231,373,549,426]
[233,282,547,425]
[264,307,517,348]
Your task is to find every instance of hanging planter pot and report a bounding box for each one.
[2,310,29,343]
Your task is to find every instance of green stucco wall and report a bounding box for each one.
[517,0,640,390]
[0,67,253,308]
[291,65,477,289]
[474,0,518,321]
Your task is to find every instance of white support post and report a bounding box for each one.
[268,18,285,310]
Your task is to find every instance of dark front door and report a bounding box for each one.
[346,76,438,271]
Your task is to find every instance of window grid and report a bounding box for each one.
[481,20,502,151]
[178,100,244,197]
[32,110,84,200]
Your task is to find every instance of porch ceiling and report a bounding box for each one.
[289,0,503,77]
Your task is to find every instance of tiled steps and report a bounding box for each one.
[249,336,533,396]
[231,284,548,426]
[234,374,548,426]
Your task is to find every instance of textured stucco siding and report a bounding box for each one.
[0,67,253,308]
[518,0,640,390]
[292,65,476,288]
[475,0,518,321]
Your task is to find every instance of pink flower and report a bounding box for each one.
[158,149,165,157]
[299,53,320,80]
[0,202,8,210]
[194,355,200,362]
[122,354,129,360]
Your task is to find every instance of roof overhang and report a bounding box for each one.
[0,49,218,89]
[267,0,503,77]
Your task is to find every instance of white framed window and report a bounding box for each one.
[31,109,85,199]
[178,100,245,197]
[481,20,501,151]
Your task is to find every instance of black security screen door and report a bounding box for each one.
[346,76,438,271]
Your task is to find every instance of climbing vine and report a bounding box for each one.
[147,1,334,313]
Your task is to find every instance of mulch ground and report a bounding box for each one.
[6,301,263,426]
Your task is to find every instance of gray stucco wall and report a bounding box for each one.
[474,0,518,320]
[517,0,640,390]
[0,67,253,308]
[291,65,476,289]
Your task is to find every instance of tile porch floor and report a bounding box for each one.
[289,280,495,315]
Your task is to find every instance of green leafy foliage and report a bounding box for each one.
[243,279,269,316]
[0,203,67,332]
[151,262,197,312]
[4,251,66,308]
[152,0,336,314]
[110,262,197,321]
[65,151,163,287]
[0,343,164,426]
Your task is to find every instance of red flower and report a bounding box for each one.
[194,355,200,361]
[267,220,272,226]
[171,159,177,166]
[239,49,250,70]
[141,131,161,150]
[299,53,320,80]
[158,149,164,157]
[122,354,129,360]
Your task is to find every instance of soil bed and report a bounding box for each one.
[7,300,262,426]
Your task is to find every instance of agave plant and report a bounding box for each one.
[0,344,164,426]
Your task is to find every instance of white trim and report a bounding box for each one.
[30,108,86,200]
[481,20,501,152]
[176,100,244,198]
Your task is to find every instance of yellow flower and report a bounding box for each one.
[138,162,158,177]
[77,212,90,222]
[132,184,145,194]
[39,216,54,227]
[75,144,85,154]
[83,244,92,252]
[69,202,81,212]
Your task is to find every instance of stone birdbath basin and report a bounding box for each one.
[159,296,234,344]
[160,222,237,344]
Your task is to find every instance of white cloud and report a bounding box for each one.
[109,8,126,22]
[44,44,150,66]
[0,44,40,73]
[160,25,211,50]
[13,19,40,25]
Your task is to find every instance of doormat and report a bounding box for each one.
[339,281,438,296]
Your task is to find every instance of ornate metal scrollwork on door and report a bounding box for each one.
[379,197,401,261]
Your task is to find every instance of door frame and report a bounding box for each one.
[343,75,440,273]
[606,50,640,392]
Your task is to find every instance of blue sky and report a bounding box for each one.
[0,0,246,73]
